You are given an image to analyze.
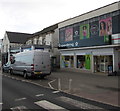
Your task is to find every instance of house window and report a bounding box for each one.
[42,38,45,45]
[34,38,37,44]
[38,37,42,45]
[27,40,32,45]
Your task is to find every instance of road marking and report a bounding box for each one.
[7,76,11,78]
[56,96,103,109]
[48,79,56,89]
[3,75,7,77]
[52,90,60,94]
[21,80,26,82]
[35,94,44,97]
[35,100,69,111]
[11,106,28,111]
[0,103,3,105]
[15,97,26,101]
[11,77,15,79]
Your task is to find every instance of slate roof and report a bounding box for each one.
[33,24,58,36]
[6,31,33,44]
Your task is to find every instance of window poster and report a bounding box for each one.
[85,55,91,70]
[80,24,90,39]
[59,28,65,43]
[73,24,79,40]
[65,27,73,41]
[99,17,112,36]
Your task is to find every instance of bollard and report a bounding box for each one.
[58,78,61,91]
[69,79,72,92]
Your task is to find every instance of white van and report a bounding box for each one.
[9,50,51,78]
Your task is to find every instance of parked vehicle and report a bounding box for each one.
[9,50,51,78]
[2,62,11,73]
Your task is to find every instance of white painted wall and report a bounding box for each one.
[2,33,10,53]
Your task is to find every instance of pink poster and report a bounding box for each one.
[99,17,112,36]
[65,28,73,41]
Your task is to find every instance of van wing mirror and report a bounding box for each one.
[11,60,15,64]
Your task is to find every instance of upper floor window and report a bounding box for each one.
[38,37,42,45]
[34,38,37,44]
[26,40,32,45]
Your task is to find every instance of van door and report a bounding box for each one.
[42,53,51,73]
[34,52,50,74]
[34,53,43,72]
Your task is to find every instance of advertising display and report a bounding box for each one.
[80,24,90,39]
[73,24,80,40]
[59,13,119,48]
[90,21,99,38]
[65,27,73,41]
[99,17,112,36]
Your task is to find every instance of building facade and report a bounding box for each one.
[58,1,120,73]
[2,31,32,65]
[25,24,60,68]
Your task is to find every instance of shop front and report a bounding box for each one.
[94,55,113,73]
[60,47,118,73]
[60,51,92,71]
[92,47,114,73]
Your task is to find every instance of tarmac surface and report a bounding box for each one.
[1,69,120,107]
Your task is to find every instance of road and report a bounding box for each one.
[1,73,120,111]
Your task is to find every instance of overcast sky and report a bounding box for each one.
[0,0,118,39]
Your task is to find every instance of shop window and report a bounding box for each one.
[61,56,74,68]
[77,55,91,70]
[77,55,85,69]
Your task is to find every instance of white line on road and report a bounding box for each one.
[0,103,3,105]
[52,90,60,94]
[15,97,26,102]
[35,94,44,97]
[11,77,15,79]
[11,106,28,111]
[7,76,11,78]
[56,96,103,109]
[48,79,56,89]
[21,80,26,82]
[35,100,69,111]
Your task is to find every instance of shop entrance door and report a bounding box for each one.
[94,55,113,73]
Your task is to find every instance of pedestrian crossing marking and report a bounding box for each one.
[15,97,26,101]
[11,106,28,111]
[34,100,69,111]
[52,90,60,94]
[35,94,44,97]
[56,96,104,109]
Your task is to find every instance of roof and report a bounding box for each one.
[6,31,33,44]
[33,23,58,36]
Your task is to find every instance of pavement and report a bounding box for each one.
[45,69,120,107]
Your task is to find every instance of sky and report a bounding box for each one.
[0,0,119,39]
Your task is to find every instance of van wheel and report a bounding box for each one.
[24,72,28,79]
[10,69,13,75]
[2,69,4,72]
